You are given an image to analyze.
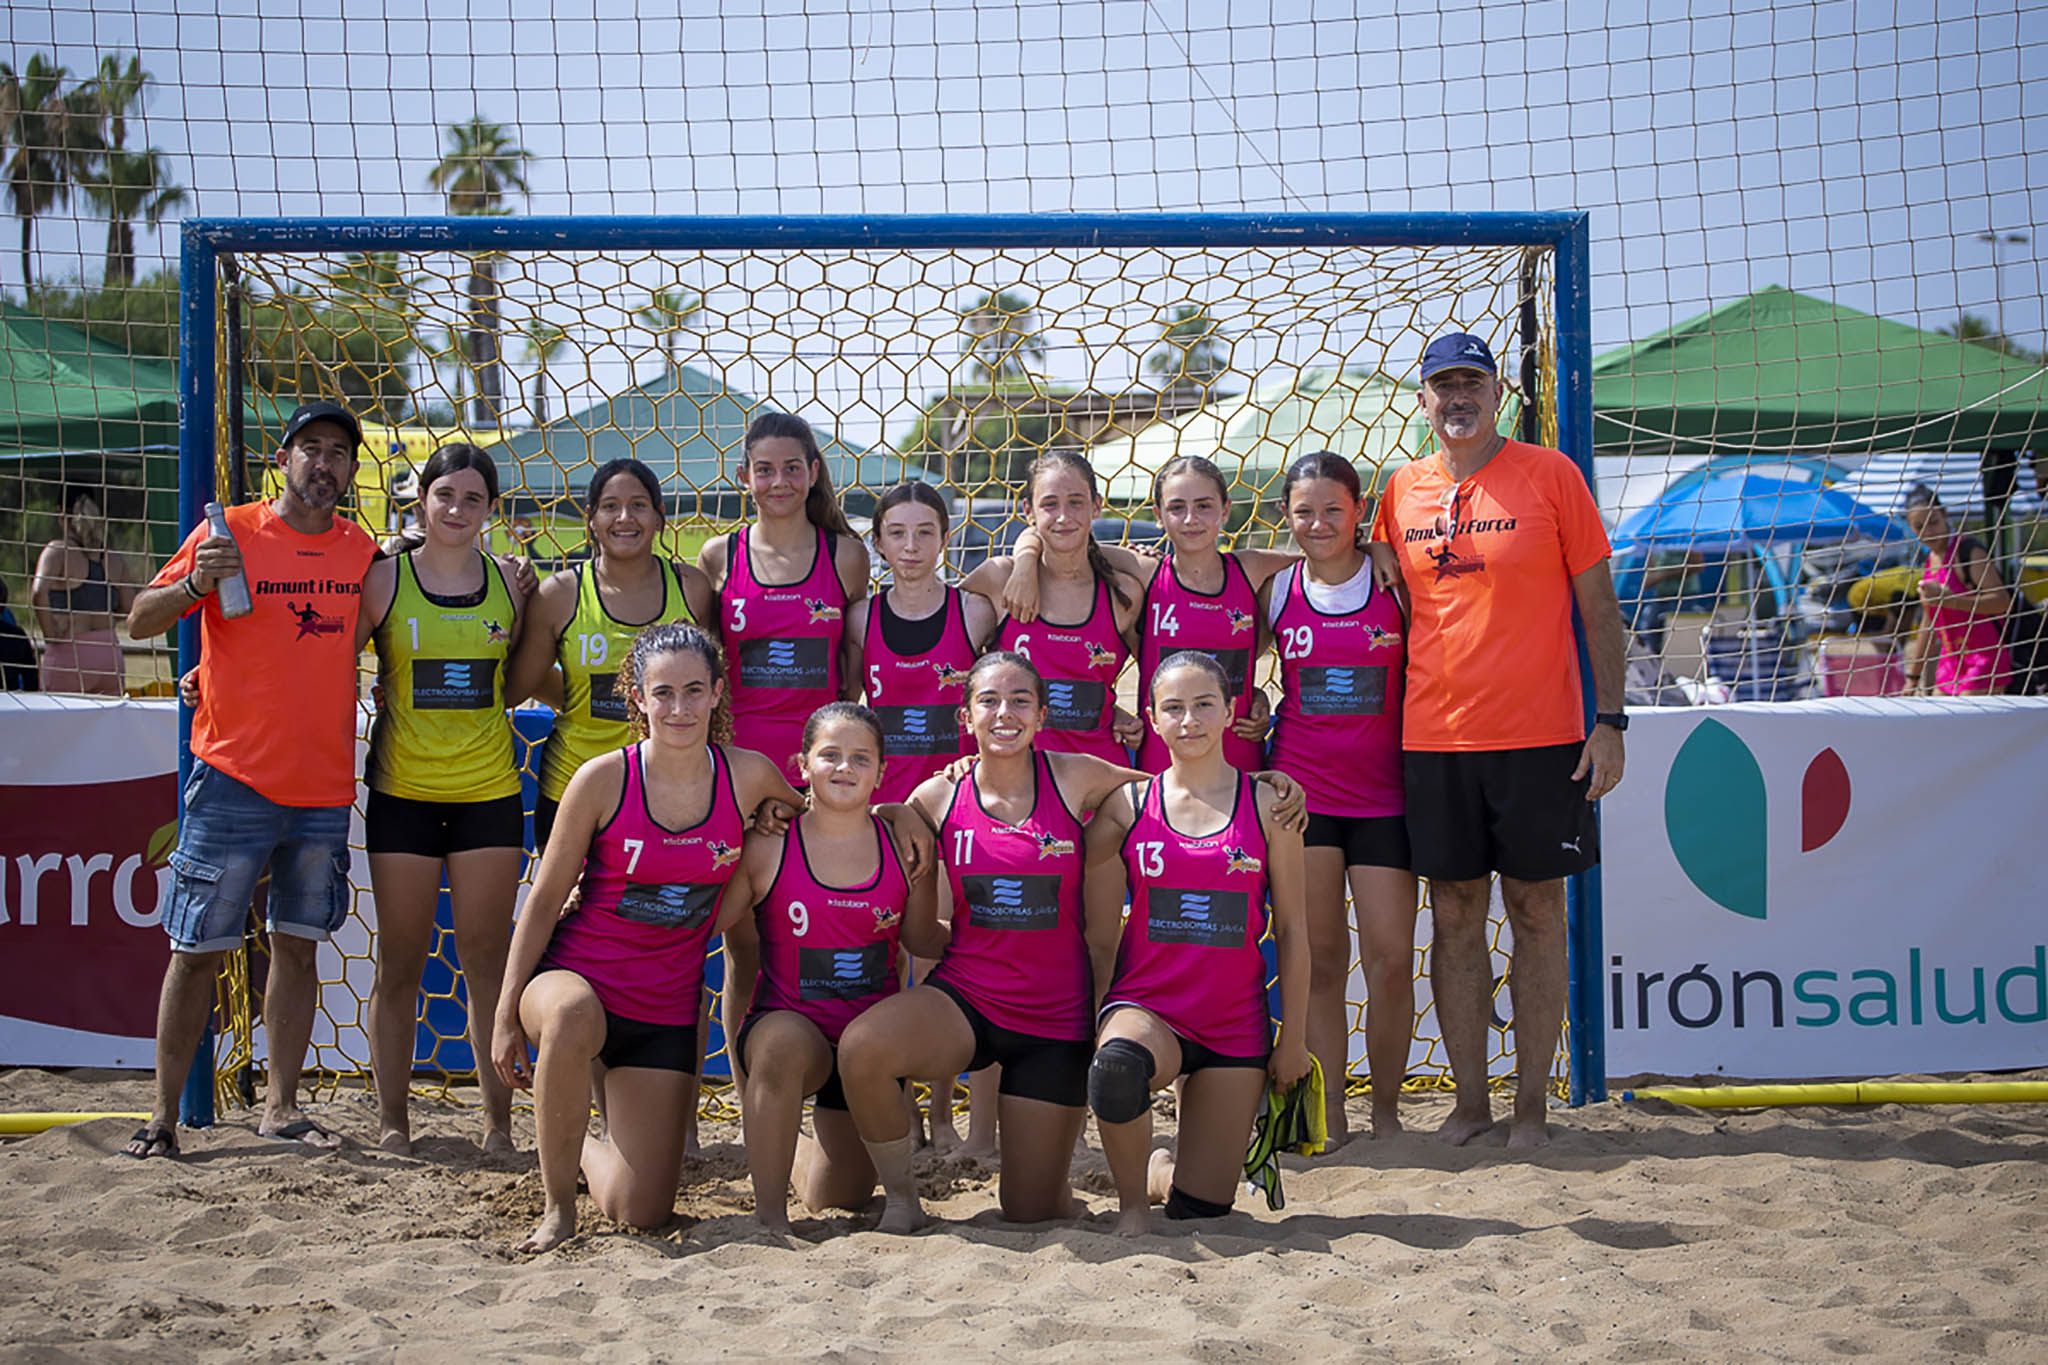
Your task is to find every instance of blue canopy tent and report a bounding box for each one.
[1612,470,1903,555]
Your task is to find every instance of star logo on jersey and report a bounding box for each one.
[1224,846,1263,875]
[1225,607,1254,635]
[1035,832,1076,860]
[1362,622,1403,647]
[1086,642,1118,669]
[709,840,742,870]
[871,904,902,933]
[807,599,843,624]
[931,661,972,689]
[485,620,510,644]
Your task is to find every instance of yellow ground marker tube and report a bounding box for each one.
[1621,1082,2048,1107]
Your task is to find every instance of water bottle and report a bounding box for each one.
[203,501,255,619]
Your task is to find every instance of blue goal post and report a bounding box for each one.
[175,210,1601,1119]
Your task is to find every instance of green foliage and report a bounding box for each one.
[1939,312,2046,366]
[244,253,422,426]
[27,266,179,356]
[1143,303,1230,389]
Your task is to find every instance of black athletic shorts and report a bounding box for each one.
[733,1010,872,1112]
[1302,811,1412,870]
[532,794,561,853]
[928,979,1091,1108]
[1099,1005,1268,1077]
[365,789,525,857]
[599,1012,698,1074]
[1404,742,1599,883]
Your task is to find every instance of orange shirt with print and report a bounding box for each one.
[151,501,378,806]
[1370,440,1610,752]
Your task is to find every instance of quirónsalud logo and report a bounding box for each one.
[1664,718,1850,920]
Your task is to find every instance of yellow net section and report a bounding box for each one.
[193,239,1558,1114]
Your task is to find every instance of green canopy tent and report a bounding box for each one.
[1591,286,2048,457]
[496,362,932,520]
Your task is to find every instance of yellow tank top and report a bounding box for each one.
[367,551,521,802]
[539,560,696,801]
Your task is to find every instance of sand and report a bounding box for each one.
[1,1067,2043,1362]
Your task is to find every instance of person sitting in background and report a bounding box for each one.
[32,486,138,695]
[0,580,40,690]
[1900,485,2013,696]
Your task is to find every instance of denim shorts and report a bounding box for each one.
[163,760,353,953]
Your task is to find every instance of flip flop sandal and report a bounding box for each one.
[261,1119,338,1148]
[123,1125,179,1160]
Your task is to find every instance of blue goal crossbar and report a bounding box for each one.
[175,211,1602,1119]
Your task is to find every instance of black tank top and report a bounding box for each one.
[49,556,112,616]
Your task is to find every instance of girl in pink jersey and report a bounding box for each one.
[491,624,805,1254]
[1084,651,1309,1236]
[1902,485,2015,695]
[700,412,869,784]
[841,481,1001,1156]
[722,703,940,1230]
[962,453,1145,764]
[1258,451,1418,1145]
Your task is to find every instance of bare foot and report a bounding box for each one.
[1507,1105,1551,1150]
[1114,1206,1152,1238]
[377,1128,413,1157]
[684,1124,702,1162]
[482,1127,517,1158]
[954,1135,997,1164]
[1145,1148,1175,1205]
[517,1206,576,1254]
[1369,1103,1405,1139]
[1436,1105,1496,1147]
[757,1206,792,1233]
[875,1195,928,1234]
[930,1121,962,1156]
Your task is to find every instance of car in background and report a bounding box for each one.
[944,498,1165,576]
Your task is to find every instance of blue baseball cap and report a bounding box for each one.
[280,400,365,452]
[1419,333,1498,381]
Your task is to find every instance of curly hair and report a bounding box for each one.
[614,622,734,745]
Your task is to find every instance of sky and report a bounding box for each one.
[4,0,2041,452]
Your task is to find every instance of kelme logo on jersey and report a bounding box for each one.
[1297,664,1387,717]
[412,657,495,710]
[1149,887,1249,947]
[740,637,831,688]
[1042,678,1104,730]
[806,599,843,624]
[798,942,892,1001]
[961,873,1061,931]
[1224,846,1263,876]
[614,880,722,929]
[1664,718,1851,921]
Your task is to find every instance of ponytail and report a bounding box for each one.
[744,411,855,538]
[1025,450,1130,612]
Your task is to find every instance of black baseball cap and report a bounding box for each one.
[280,400,365,452]
[1419,333,1498,382]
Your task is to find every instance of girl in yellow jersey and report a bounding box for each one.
[360,444,533,1156]
[506,458,717,849]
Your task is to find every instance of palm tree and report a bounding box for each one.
[426,116,532,427]
[523,319,570,424]
[636,286,702,378]
[1939,312,2041,364]
[0,54,101,288]
[1143,303,1230,394]
[956,288,1046,385]
[78,55,185,286]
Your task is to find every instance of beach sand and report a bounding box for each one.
[1,1066,2042,1361]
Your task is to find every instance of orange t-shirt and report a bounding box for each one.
[151,501,378,806]
[1370,441,1610,752]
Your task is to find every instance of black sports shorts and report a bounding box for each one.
[1302,811,1412,870]
[928,979,1091,1108]
[365,789,525,858]
[1403,742,1599,883]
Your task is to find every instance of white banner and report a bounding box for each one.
[1604,696,2048,1079]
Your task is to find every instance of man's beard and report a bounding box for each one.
[289,470,341,509]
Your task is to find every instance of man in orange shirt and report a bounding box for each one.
[1370,335,1626,1150]
[121,402,379,1159]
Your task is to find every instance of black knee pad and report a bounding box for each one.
[1164,1185,1234,1221]
[1086,1037,1155,1124]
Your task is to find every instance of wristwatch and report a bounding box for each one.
[1594,711,1629,733]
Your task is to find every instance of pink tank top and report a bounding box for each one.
[995,577,1129,764]
[538,743,748,1025]
[1267,564,1406,818]
[1923,542,2013,695]
[929,755,1091,1040]
[749,814,909,1043]
[1135,552,1264,773]
[1105,774,1273,1057]
[720,526,847,782]
[861,588,978,806]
